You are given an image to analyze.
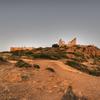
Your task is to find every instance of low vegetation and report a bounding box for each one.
[15,60,32,68]
[74,52,84,57]
[52,44,59,48]
[66,61,100,76]
[33,64,40,69]
[31,53,66,60]
[11,48,67,60]
[0,57,7,62]
[1,45,99,77]
[46,67,55,73]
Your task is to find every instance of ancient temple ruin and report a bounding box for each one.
[59,39,66,47]
[58,38,77,47]
[10,38,77,51]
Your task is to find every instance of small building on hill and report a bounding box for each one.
[10,47,33,52]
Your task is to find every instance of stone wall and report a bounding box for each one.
[10,47,33,51]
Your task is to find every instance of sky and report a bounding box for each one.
[0,0,100,51]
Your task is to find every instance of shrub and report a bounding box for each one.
[74,52,84,57]
[31,53,66,60]
[46,67,55,73]
[52,44,59,48]
[89,70,100,76]
[0,57,7,62]
[11,47,67,60]
[21,75,29,81]
[25,51,33,56]
[15,60,32,68]
[33,64,40,69]
[34,53,51,59]
[66,61,89,73]
[66,61,100,76]
[36,47,43,50]
[12,50,24,56]
[9,55,20,61]
[66,61,80,68]
[71,57,86,63]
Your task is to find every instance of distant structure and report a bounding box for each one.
[58,37,77,47]
[10,37,77,51]
[10,47,33,52]
[59,39,66,47]
[67,38,77,47]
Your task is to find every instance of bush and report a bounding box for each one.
[33,64,40,69]
[32,53,51,59]
[66,61,81,68]
[36,47,43,50]
[71,57,86,63]
[0,57,7,62]
[66,61,89,73]
[25,51,33,56]
[31,53,66,60]
[52,44,59,48]
[66,61,100,76]
[11,50,24,56]
[89,70,100,76]
[11,47,67,60]
[8,55,20,61]
[15,60,32,68]
[74,52,84,57]
[46,67,55,72]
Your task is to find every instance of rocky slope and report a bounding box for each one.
[0,59,100,100]
[5,45,100,76]
[0,45,100,100]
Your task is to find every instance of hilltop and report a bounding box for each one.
[0,44,100,100]
[2,44,100,76]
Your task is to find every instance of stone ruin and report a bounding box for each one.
[10,38,77,51]
[10,47,33,52]
[59,39,66,47]
[58,38,77,47]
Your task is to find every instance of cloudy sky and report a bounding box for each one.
[0,0,100,51]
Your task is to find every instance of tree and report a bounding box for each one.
[52,44,59,48]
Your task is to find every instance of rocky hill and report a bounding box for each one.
[0,44,100,100]
[66,45,100,58]
[4,44,99,76]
